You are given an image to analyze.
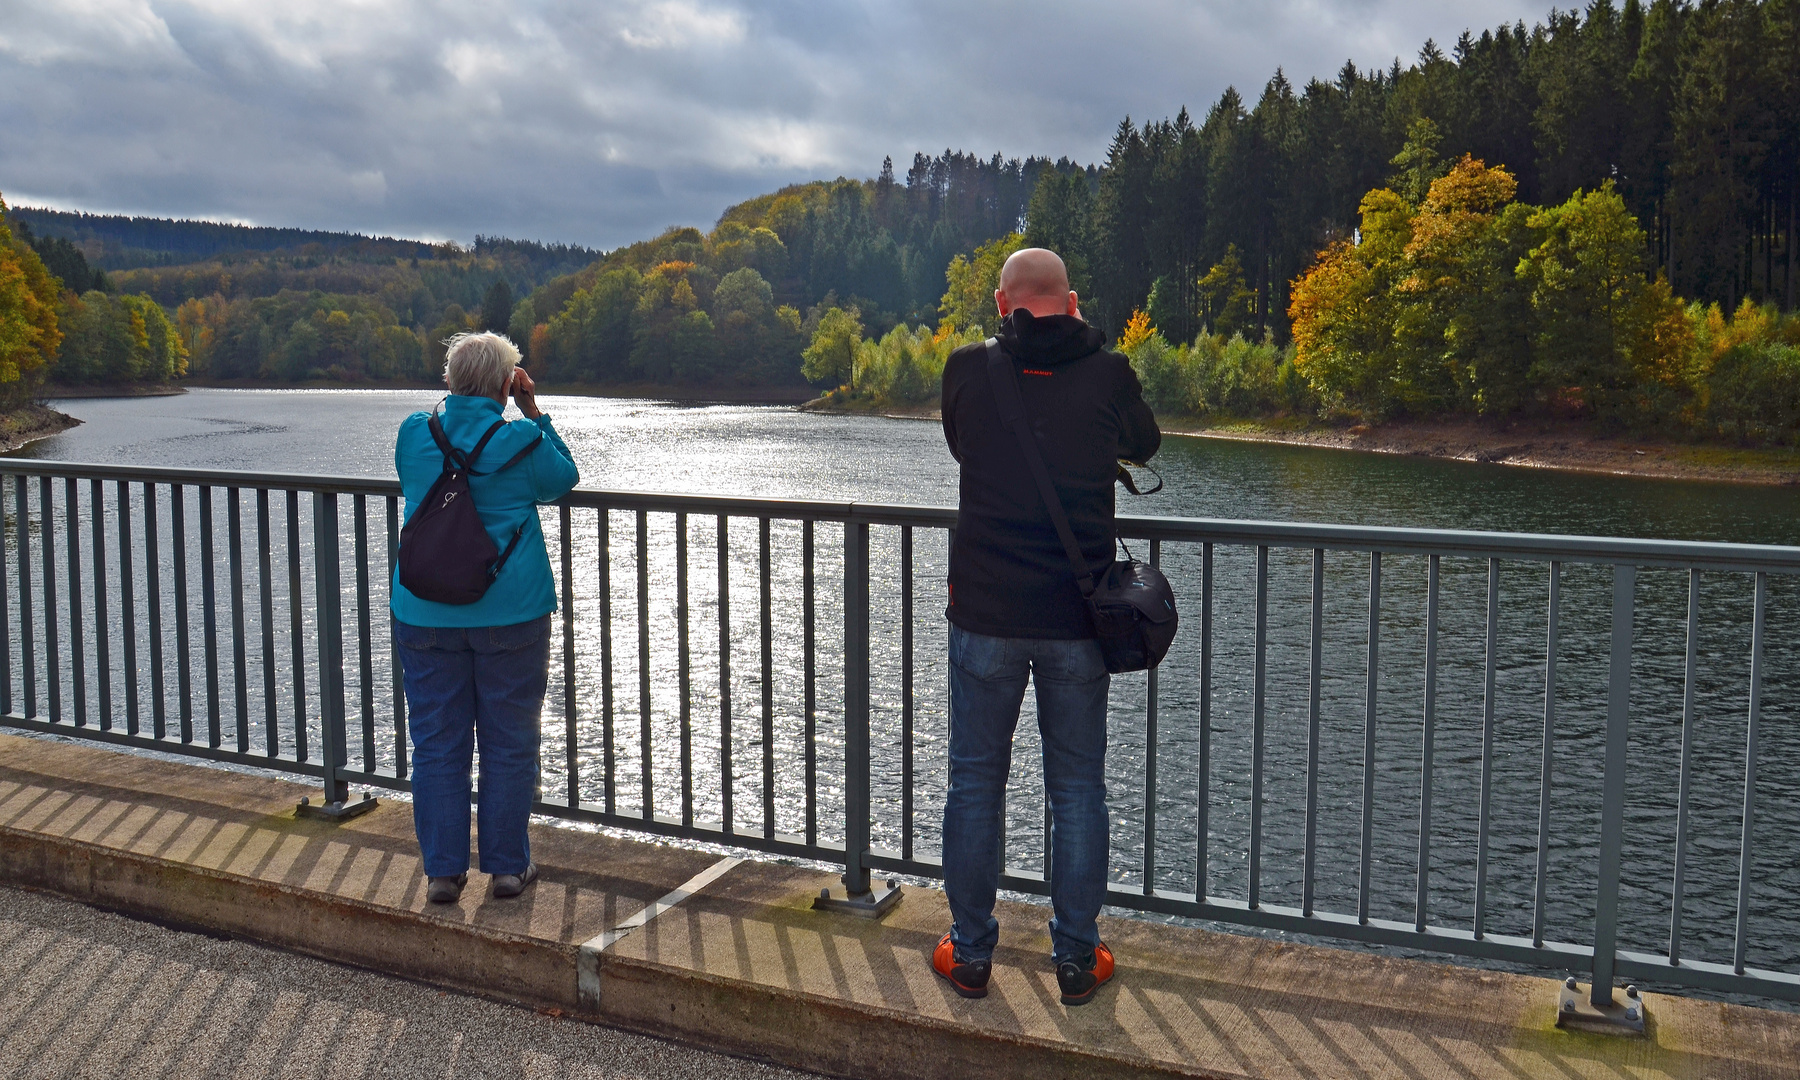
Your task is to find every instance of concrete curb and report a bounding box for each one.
[0,823,1227,1080]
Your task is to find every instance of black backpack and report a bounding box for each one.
[397,403,543,605]
[984,339,1178,673]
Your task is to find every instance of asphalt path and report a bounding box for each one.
[0,884,818,1080]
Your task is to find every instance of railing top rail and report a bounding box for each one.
[4,457,1797,572]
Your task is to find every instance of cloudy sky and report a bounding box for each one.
[2,0,1545,250]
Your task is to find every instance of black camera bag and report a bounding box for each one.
[984,339,1177,673]
[398,401,542,605]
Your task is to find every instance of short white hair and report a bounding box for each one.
[442,332,520,398]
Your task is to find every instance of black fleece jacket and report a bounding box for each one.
[941,309,1161,639]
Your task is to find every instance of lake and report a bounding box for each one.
[14,388,1800,996]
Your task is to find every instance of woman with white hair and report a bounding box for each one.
[391,331,580,904]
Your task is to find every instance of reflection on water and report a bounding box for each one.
[16,388,1800,995]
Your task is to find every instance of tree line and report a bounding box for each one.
[1043,0,1798,345]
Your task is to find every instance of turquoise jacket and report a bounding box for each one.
[390,395,580,628]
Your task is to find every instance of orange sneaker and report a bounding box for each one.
[1056,942,1114,1006]
[932,933,991,999]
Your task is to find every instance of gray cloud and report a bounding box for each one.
[1,0,1544,248]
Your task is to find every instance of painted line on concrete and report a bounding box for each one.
[577,855,741,1010]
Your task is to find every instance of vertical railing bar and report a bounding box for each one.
[1733,571,1766,977]
[842,518,872,895]
[1473,558,1500,939]
[119,481,136,736]
[199,484,220,748]
[677,511,692,828]
[41,476,60,725]
[1249,544,1268,909]
[1533,561,1561,948]
[385,495,405,777]
[257,491,277,757]
[1670,568,1699,965]
[1197,542,1213,901]
[313,492,348,806]
[760,517,774,841]
[1302,547,1323,916]
[804,519,817,847]
[228,488,248,753]
[561,504,578,808]
[354,494,375,770]
[637,509,651,821]
[91,480,110,731]
[14,476,32,720]
[1591,563,1636,1005]
[1416,554,1439,933]
[145,483,163,740]
[286,490,308,762]
[0,478,10,719]
[902,525,914,862]
[1144,538,1162,895]
[171,483,191,743]
[1357,551,1381,924]
[717,514,733,835]
[598,509,614,815]
[65,477,86,728]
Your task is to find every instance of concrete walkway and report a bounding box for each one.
[0,884,814,1080]
[5,731,1800,1080]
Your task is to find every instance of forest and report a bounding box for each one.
[1,0,1797,440]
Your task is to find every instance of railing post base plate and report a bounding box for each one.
[1556,979,1645,1036]
[813,880,902,919]
[295,792,379,822]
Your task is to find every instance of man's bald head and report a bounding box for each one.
[995,247,1080,320]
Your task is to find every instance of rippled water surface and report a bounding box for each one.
[17,388,1800,993]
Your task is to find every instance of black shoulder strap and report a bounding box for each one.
[985,338,1096,599]
[474,428,544,477]
[427,398,541,476]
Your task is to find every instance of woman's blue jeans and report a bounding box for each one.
[394,616,551,878]
[943,624,1111,965]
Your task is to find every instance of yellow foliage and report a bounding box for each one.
[0,196,61,386]
[1117,309,1155,354]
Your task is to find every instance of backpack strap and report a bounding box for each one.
[427,398,541,475]
[471,429,544,477]
[985,338,1097,599]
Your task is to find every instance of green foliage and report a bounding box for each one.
[179,290,422,382]
[801,307,864,388]
[1121,325,1304,418]
[1290,159,1800,443]
[1195,246,1254,339]
[938,233,1024,336]
[507,298,536,356]
[1388,117,1449,205]
[851,323,985,407]
[0,196,61,404]
[58,292,187,384]
[480,279,514,333]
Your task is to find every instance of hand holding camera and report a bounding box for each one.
[510,367,542,420]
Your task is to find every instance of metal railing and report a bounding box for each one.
[3,457,1800,1006]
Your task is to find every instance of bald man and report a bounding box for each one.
[934,246,1159,1007]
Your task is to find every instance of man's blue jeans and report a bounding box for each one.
[943,624,1111,965]
[394,616,550,878]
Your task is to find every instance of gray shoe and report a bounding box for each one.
[427,873,467,904]
[491,862,538,899]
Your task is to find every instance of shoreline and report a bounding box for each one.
[0,404,82,452]
[46,382,187,399]
[804,399,1800,486]
[180,378,816,404]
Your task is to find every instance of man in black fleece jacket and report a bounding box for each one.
[932,247,1160,1008]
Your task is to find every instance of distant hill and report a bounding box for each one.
[7,206,604,280]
